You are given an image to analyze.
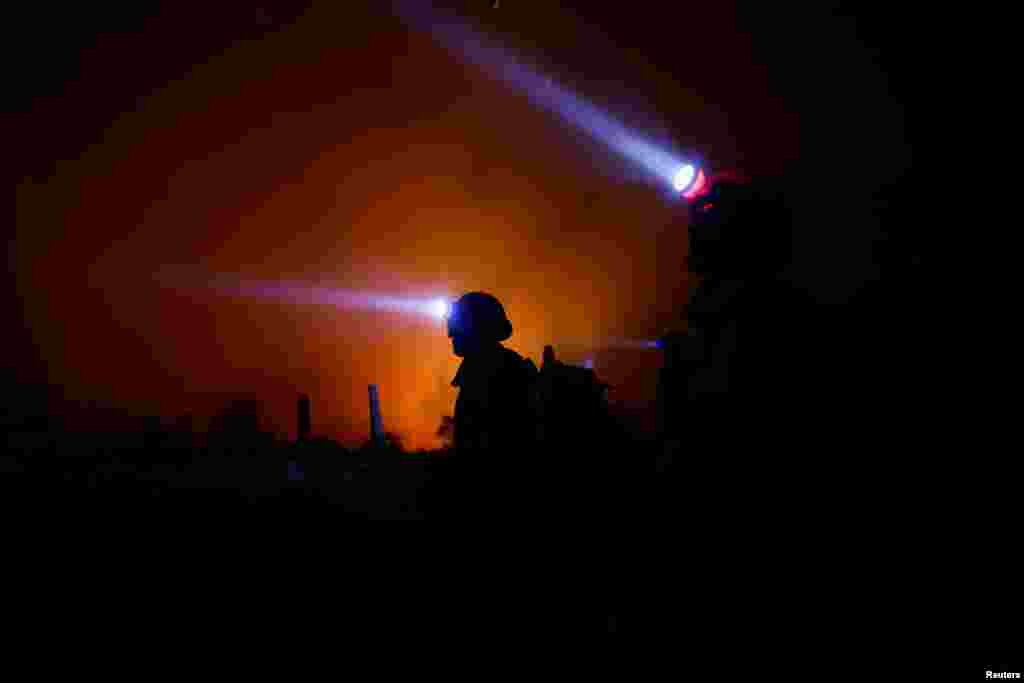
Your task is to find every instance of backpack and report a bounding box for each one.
[530,347,609,449]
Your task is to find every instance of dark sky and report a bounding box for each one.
[8,1,910,447]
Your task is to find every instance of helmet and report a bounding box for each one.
[447,291,513,343]
[688,177,792,278]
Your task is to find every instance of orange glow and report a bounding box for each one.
[16,13,692,450]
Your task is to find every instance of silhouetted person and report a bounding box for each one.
[447,292,536,457]
[657,177,829,518]
[434,292,537,517]
[682,179,803,406]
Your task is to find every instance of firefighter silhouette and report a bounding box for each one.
[447,292,537,457]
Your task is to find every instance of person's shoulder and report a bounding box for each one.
[497,347,537,380]
[498,346,525,366]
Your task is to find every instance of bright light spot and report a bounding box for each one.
[683,168,708,200]
[430,299,451,319]
[672,164,696,193]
